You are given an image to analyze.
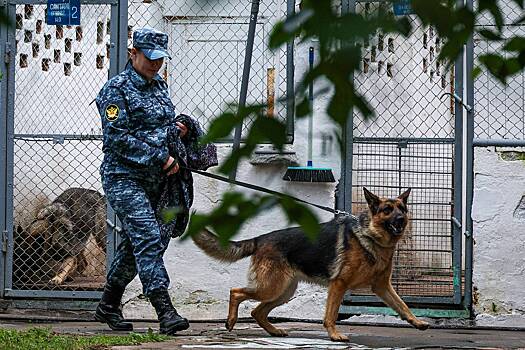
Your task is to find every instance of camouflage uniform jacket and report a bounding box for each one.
[96,63,174,178]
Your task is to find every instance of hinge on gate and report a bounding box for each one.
[451,216,462,229]
[4,42,11,65]
[0,0,7,9]
[106,219,122,234]
[2,230,7,253]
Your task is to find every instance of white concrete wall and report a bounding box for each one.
[472,147,525,327]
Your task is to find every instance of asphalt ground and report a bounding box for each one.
[0,317,524,349]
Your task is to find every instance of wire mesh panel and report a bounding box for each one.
[354,2,455,139]
[128,0,290,136]
[12,139,106,291]
[9,3,112,294]
[14,4,110,135]
[351,140,456,298]
[474,1,525,141]
[345,1,462,306]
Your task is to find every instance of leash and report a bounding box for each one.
[182,166,347,216]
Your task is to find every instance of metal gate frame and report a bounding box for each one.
[0,0,128,299]
[337,0,472,317]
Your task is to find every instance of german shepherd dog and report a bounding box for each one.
[14,188,106,286]
[192,187,429,342]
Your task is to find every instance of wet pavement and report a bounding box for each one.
[0,317,524,349]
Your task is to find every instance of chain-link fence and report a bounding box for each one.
[474,1,525,141]
[9,3,112,295]
[128,0,292,137]
[5,0,292,298]
[344,1,462,305]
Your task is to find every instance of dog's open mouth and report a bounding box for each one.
[388,223,403,236]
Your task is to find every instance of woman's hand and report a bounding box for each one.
[163,156,179,176]
[176,122,188,138]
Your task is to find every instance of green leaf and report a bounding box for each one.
[280,197,320,241]
[503,37,525,52]
[269,9,314,49]
[182,193,281,246]
[472,66,483,80]
[296,97,310,118]
[477,54,525,84]
[250,117,287,149]
[478,29,503,41]
[218,142,257,174]
[201,112,238,143]
[160,206,183,223]
[478,0,504,30]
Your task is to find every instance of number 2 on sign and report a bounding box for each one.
[71,6,78,18]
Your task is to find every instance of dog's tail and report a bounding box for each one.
[192,229,256,263]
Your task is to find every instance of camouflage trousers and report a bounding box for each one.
[102,173,171,296]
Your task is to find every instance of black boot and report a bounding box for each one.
[149,289,189,335]
[95,284,133,331]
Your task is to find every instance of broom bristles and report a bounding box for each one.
[283,167,335,182]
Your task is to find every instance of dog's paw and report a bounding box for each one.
[329,333,349,342]
[49,276,65,285]
[413,319,430,330]
[269,328,288,337]
[225,318,236,332]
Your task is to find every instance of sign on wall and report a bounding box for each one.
[393,0,413,16]
[46,0,80,25]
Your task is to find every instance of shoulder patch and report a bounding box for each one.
[105,104,120,122]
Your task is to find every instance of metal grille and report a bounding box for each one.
[351,140,456,298]
[10,4,110,293]
[128,0,290,135]
[474,1,525,141]
[354,2,455,139]
[346,1,461,305]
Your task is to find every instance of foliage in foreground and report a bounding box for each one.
[0,327,169,350]
[179,0,525,242]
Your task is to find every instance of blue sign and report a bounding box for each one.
[393,0,413,16]
[46,0,80,25]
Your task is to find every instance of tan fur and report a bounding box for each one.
[193,188,429,342]
[193,229,256,262]
[49,256,77,285]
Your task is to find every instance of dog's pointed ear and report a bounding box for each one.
[363,187,380,214]
[398,188,411,206]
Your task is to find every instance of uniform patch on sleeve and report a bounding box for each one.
[105,104,120,122]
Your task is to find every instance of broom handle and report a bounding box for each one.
[307,46,314,167]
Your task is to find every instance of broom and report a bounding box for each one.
[283,47,335,183]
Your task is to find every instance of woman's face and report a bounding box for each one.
[131,48,164,81]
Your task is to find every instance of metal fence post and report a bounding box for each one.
[3,2,15,296]
[337,0,356,214]
[230,0,261,181]
[285,0,295,142]
[464,0,474,316]
[452,0,465,306]
[0,2,9,297]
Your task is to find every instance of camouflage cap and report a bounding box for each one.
[133,27,172,60]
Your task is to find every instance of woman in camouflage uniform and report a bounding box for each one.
[94,27,190,335]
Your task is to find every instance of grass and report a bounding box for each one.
[0,327,170,350]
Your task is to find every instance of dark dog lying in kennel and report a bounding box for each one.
[14,188,107,287]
